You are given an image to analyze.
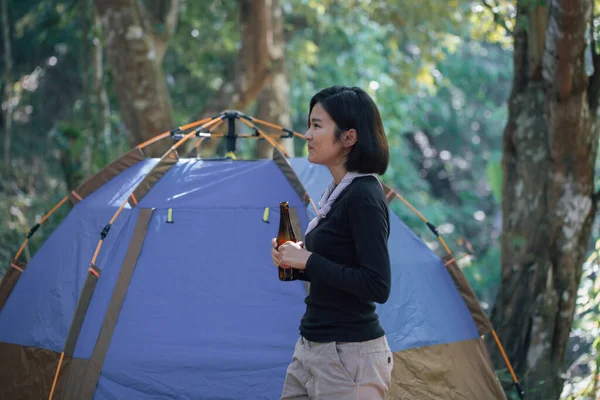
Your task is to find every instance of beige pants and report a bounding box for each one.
[280,335,394,400]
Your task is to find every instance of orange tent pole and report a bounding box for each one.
[244,116,306,139]
[238,118,290,157]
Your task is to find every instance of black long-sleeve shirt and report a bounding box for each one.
[300,175,391,343]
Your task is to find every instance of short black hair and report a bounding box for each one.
[309,85,389,175]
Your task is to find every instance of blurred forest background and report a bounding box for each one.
[0,0,599,399]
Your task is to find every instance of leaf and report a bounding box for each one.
[486,159,503,203]
[593,335,600,350]
[415,64,436,89]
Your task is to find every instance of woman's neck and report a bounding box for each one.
[328,164,348,185]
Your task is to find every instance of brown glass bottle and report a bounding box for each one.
[277,201,299,281]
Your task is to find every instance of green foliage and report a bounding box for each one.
[0,163,71,280]
[389,39,511,306]
[164,0,242,120]
[486,156,503,204]
[468,0,515,46]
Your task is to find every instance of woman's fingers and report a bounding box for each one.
[271,245,281,266]
[271,238,279,266]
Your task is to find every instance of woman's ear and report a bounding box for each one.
[342,129,358,148]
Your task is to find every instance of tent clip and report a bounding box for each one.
[282,128,294,138]
[426,222,439,236]
[516,382,525,399]
[100,224,112,240]
[170,127,184,141]
[195,126,210,137]
[27,223,41,239]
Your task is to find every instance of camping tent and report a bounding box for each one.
[0,113,519,399]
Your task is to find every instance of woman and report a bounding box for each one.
[271,85,393,399]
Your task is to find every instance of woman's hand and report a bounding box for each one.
[271,238,311,270]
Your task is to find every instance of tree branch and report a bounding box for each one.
[139,0,179,62]
[481,0,514,36]
[141,0,179,34]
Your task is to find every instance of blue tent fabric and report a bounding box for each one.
[0,158,159,354]
[0,205,135,354]
[82,159,159,209]
[73,208,141,359]
[95,208,307,399]
[138,159,307,210]
[0,156,492,399]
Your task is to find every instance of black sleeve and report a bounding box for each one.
[296,269,310,282]
[304,189,391,303]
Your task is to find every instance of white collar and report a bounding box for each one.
[305,172,381,236]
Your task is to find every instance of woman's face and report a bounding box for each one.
[305,103,346,167]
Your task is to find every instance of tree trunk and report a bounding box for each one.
[93,12,112,163]
[81,0,93,175]
[255,0,293,159]
[488,1,599,398]
[2,0,13,171]
[198,0,279,158]
[94,0,178,156]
